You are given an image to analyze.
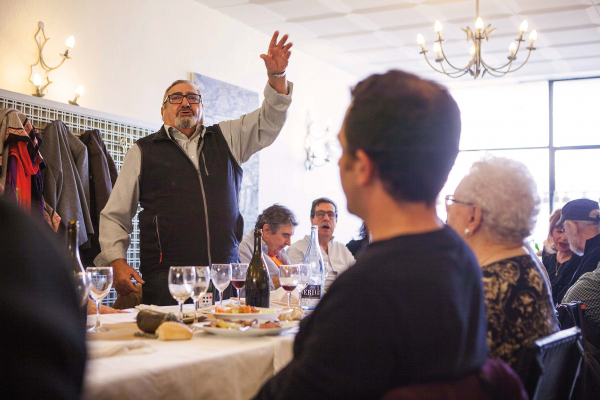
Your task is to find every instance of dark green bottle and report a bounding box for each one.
[245,229,270,307]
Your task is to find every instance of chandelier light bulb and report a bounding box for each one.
[520,20,528,34]
[529,30,537,43]
[75,85,84,96]
[433,42,441,56]
[434,20,443,34]
[509,42,517,56]
[417,33,425,46]
[33,73,42,86]
[65,35,75,49]
[476,17,483,31]
[470,45,476,56]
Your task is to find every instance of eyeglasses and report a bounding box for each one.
[164,93,202,105]
[313,211,336,219]
[445,195,474,209]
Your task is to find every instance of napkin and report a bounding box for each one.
[134,304,204,317]
[87,340,155,359]
[270,287,300,307]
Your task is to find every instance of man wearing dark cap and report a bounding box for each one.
[556,198,600,301]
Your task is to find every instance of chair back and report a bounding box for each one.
[512,327,583,400]
[381,359,527,400]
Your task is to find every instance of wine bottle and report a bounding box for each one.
[245,229,270,307]
[301,225,324,311]
[67,221,89,331]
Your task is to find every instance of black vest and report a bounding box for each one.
[136,124,243,305]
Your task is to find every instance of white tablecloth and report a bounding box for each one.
[83,305,296,400]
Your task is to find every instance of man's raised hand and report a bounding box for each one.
[261,31,292,75]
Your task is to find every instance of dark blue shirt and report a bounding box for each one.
[254,225,489,400]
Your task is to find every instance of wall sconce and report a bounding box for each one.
[304,111,332,171]
[29,21,75,97]
[68,85,84,106]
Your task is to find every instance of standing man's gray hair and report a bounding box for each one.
[161,79,200,109]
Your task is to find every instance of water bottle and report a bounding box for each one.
[300,225,324,311]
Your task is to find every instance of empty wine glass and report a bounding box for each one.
[279,265,300,307]
[169,266,196,321]
[87,267,113,333]
[211,264,232,306]
[189,266,210,323]
[231,263,249,307]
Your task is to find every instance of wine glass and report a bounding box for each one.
[279,265,300,307]
[87,267,113,333]
[231,263,249,307]
[169,266,196,321]
[189,266,210,323]
[211,264,232,306]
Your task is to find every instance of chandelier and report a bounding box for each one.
[416,0,537,79]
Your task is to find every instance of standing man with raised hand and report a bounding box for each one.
[96,32,294,306]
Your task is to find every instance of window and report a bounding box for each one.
[439,77,600,247]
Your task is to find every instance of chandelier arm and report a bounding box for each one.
[483,39,525,71]
[438,38,469,72]
[422,53,447,74]
[481,58,514,76]
[500,49,534,73]
[439,63,472,77]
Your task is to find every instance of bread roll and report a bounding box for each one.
[155,321,193,341]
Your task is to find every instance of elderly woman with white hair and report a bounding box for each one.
[446,156,559,366]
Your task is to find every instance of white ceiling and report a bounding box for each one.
[195,0,600,83]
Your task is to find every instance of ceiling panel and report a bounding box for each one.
[194,0,600,82]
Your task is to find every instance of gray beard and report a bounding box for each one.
[174,115,196,130]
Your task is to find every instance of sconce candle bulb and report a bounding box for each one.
[434,20,443,34]
[519,20,528,34]
[65,36,75,49]
[529,30,537,44]
[69,85,84,106]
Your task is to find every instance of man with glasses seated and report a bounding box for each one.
[96,32,294,306]
[287,197,355,288]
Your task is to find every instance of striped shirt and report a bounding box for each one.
[563,262,600,326]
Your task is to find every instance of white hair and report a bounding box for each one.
[460,156,540,244]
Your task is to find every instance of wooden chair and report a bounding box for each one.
[512,327,583,400]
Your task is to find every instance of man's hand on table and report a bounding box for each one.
[261,31,292,95]
[87,299,128,314]
[111,258,144,296]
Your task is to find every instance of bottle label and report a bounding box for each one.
[301,285,321,299]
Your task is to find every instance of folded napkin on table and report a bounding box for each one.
[270,287,300,307]
[87,312,137,326]
[87,340,155,359]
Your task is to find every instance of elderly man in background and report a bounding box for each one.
[446,156,559,366]
[96,32,293,305]
[557,199,600,290]
[287,197,355,287]
[563,261,600,328]
[254,70,489,399]
[239,204,298,289]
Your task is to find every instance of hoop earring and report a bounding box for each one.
[464,228,470,236]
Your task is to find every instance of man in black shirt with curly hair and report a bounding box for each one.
[254,70,489,399]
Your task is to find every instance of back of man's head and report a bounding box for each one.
[345,70,461,205]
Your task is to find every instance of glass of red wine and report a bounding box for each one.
[279,264,300,308]
[231,263,249,307]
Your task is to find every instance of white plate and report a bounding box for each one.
[196,321,299,337]
[209,307,292,320]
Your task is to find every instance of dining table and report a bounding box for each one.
[83,296,300,400]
